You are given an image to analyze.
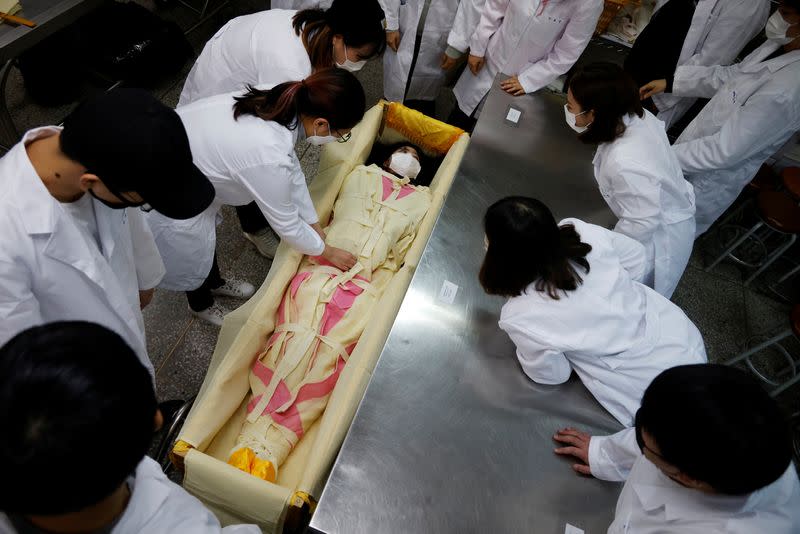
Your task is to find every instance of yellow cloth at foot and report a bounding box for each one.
[228,447,276,483]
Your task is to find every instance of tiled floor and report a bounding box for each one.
[5,0,799,435]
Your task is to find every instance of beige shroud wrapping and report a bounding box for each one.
[174,102,469,532]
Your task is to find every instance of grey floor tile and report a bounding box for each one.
[355,58,385,108]
[227,245,273,291]
[216,205,250,273]
[672,266,746,364]
[159,79,186,109]
[692,232,746,284]
[144,288,194,371]
[155,318,221,401]
[744,288,793,338]
[300,143,322,183]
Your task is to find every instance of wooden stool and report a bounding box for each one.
[701,164,779,243]
[782,167,800,201]
[724,305,800,397]
[706,191,800,286]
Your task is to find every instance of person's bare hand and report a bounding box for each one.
[640,79,667,100]
[467,54,485,75]
[386,30,401,52]
[500,76,525,96]
[139,288,155,310]
[311,222,327,242]
[323,245,357,271]
[441,53,458,70]
[553,427,593,476]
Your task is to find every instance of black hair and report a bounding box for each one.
[233,68,366,132]
[293,0,386,70]
[479,197,592,299]
[637,364,792,495]
[0,322,157,515]
[567,62,644,145]
[365,142,441,187]
[782,0,800,12]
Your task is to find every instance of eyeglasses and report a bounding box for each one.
[336,131,351,143]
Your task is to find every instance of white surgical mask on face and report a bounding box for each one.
[388,152,421,180]
[766,11,794,44]
[335,43,367,72]
[483,235,489,251]
[564,104,590,134]
[306,123,338,146]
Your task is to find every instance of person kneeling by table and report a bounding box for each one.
[554,364,800,533]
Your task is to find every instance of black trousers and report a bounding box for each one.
[403,98,437,118]
[236,202,270,234]
[186,252,224,312]
[447,105,477,133]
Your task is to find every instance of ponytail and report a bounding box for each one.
[479,197,592,299]
[233,68,366,131]
[293,0,386,71]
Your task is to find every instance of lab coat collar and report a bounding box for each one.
[632,457,764,522]
[591,112,642,166]
[12,126,123,288]
[11,126,62,236]
[113,458,171,531]
[741,41,800,73]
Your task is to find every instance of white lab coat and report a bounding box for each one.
[593,110,696,298]
[587,429,800,534]
[0,457,259,533]
[381,0,462,102]
[146,94,323,291]
[651,0,770,128]
[499,219,707,427]
[0,128,164,375]
[178,9,310,107]
[672,41,800,236]
[272,0,332,8]
[452,0,603,115]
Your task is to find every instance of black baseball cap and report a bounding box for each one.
[60,88,214,220]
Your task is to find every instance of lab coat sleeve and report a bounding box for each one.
[127,207,166,291]
[221,526,262,533]
[447,0,487,54]
[679,0,769,69]
[588,427,640,482]
[468,0,510,57]
[671,62,742,99]
[236,164,325,256]
[379,0,400,31]
[608,231,648,284]
[516,0,603,94]
[288,165,320,226]
[0,257,42,349]
[499,320,573,385]
[673,91,799,175]
[605,160,662,246]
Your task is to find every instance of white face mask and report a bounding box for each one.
[766,11,795,45]
[388,152,421,180]
[335,43,367,72]
[483,235,489,251]
[564,104,590,134]
[306,123,338,146]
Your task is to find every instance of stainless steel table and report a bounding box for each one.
[0,0,103,148]
[309,79,624,534]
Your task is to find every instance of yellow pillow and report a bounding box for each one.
[383,102,465,156]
